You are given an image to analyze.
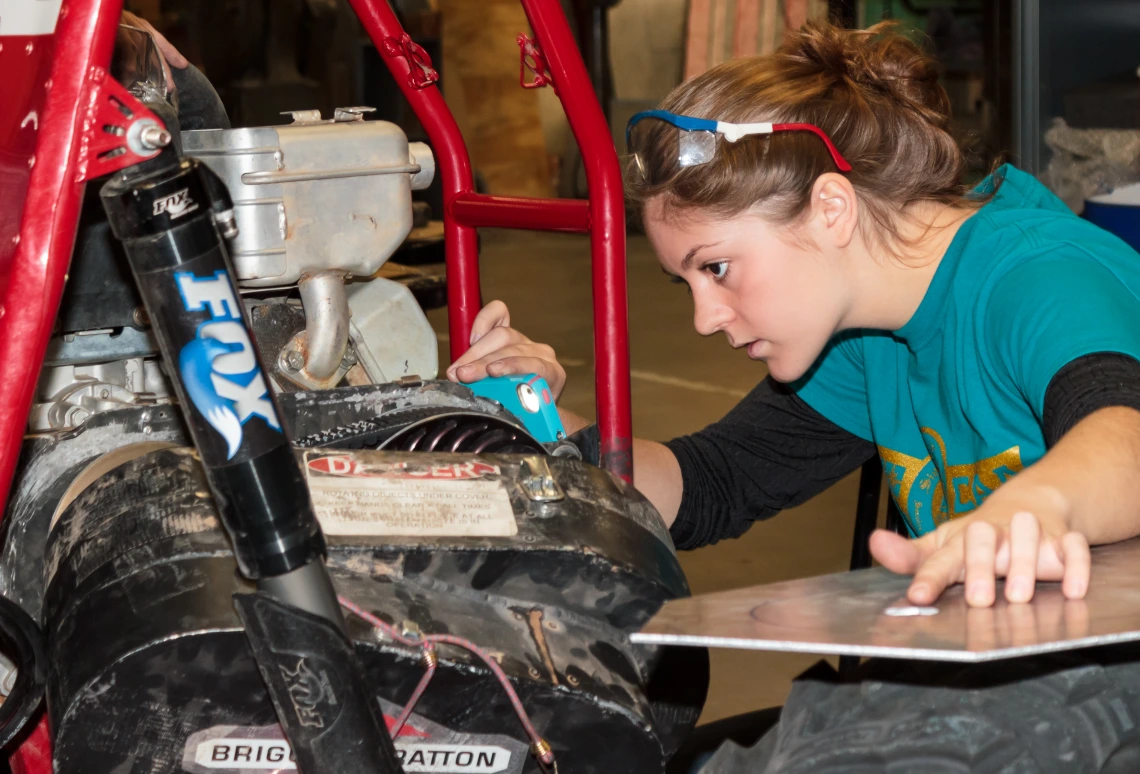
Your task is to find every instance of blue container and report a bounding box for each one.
[1084,183,1140,252]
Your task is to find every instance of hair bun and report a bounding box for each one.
[788,21,950,127]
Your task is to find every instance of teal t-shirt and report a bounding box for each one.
[794,165,1140,537]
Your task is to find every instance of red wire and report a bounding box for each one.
[390,648,436,737]
[338,596,556,767]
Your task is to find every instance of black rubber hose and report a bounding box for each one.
[0,596,45,750]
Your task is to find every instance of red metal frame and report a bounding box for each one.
[1,1,128,768]
[0,0,126,504]
[0,0,631,766]
[349,0,633,480]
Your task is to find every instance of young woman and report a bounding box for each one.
[449,20,1140,770]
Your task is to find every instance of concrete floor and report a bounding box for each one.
[427,229,863,725]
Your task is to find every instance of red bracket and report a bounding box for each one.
[76,67,168,183]
[382,34,440,90]
[517,34,554,91]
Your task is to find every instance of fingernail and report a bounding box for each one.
[910,584,929,601]
[1008,579,1030,601]
[470,332,482,345]
[968,582,988,603]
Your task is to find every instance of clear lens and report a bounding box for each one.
[114,24,176,110]
[632,152,646,178]
[678,130,717,168]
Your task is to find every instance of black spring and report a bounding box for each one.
[378,413,545,455]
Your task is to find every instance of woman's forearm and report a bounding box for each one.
[1017,406,1140,544]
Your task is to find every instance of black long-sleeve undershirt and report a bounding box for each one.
[665,352,1140,550]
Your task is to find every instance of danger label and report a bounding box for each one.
[304,451,517,537]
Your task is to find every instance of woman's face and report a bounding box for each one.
[644,201,851,383]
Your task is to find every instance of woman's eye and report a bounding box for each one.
[705,261,729,279]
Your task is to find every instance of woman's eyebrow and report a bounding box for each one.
[681,242,723,271]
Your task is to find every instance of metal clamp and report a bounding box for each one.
[382,34,440,90]
[334,106,376,122]
[76,68,171,182]
[517,34,554,91]
[520,457,564,502]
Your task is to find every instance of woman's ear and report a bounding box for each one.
[809,173,859,249]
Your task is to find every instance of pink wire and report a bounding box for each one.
[390,648,436,737]
[338,595,556,767]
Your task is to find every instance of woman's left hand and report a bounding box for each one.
[869,488,1092,607]
[121,11,188,91]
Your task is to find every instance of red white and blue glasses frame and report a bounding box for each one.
[625,109,853,176]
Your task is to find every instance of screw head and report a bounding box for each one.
[139,124,172,150]
[285,350,305,371]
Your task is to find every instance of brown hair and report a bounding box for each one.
[626,21,991,253]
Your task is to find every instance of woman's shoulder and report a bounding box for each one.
[963,168,1138,278]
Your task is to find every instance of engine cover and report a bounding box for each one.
[24,384,707,773]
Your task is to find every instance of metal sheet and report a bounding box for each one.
[633,538,1140,662]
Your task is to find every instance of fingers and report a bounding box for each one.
[869,529,925,575]
[964,520,997,607]
[1005,511,1040,603]
[470,301,510,346]
[877,508,1090,609]
[448,326,531,376]
[453,347,554,383]
[1059,531,1091,599]
[908,540,963,605]
[485,356,565,387]
[444,313,567,397]
[138,18,190,69]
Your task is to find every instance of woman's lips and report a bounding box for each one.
[747,340,767,360]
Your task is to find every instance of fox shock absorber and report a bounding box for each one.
[100,147,403,773]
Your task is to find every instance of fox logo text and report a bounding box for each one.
[154,188,199,219]
[176,271,280,458]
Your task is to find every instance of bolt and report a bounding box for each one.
[139,125,172,150]
[133,307,150,328]
[285,350,305,371]
[214,210,239,240]
[528,667,542,679]
[342,349,358,368]
[566,674,579,687]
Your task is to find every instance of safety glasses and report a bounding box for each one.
[625,109,852,178]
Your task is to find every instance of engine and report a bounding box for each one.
[2,32,707,772]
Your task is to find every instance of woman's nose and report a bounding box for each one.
[692,293,733,337]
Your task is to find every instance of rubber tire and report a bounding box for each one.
[699,650,1140,773]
